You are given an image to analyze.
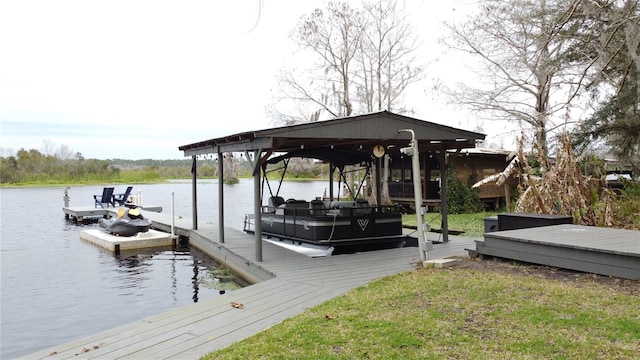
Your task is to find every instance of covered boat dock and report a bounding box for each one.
[178,110,485,261]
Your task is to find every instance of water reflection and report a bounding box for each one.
[192,257,201,302]
[110,245,245,303]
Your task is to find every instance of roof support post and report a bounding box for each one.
[437,144,449,242]
[399,129,427,262]
[375,157,382,207]
[252,149,263,261]
[218,149,225,243]
[191,155,198,230]
[329,164,335,200]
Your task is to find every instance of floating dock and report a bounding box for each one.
[63,205,163,223]
[80,228,176,253]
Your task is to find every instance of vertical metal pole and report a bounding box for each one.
[329,164,335,200]
[253,149,263,261]
[171,191,175,237]
[399,129,427,262]
[218,150,225,243]
[375,157,382,206]
[63,187,70,219]
[63,187,70,207]
[438,144,449,242]
[191,156,198,230]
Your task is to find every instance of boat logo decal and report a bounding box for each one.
[265,216,274,226]
[357,218,369,231]
[302,220,309,231]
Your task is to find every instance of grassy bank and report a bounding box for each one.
[203,259,640,359]
[0,170,167,188]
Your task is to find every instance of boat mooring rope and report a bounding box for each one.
[326,212,339,242]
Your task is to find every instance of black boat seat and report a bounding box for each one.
[324,200,355,216]
[309,199,326,216]
[267,196,285,213]
[355,198,372,214]
[327,200,357,209]
[276,199,309,216]
[323,199,373,216]
[283,199,308,208]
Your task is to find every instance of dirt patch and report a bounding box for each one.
[449,256,640,296]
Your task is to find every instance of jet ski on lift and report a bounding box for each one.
[99,205,152,237]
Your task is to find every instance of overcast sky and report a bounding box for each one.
[1,0,506,160]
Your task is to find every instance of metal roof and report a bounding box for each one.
[178,110,485,157]
[264,147,374,168]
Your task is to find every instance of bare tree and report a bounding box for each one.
[287,2,364,118]
[223,153,240,184]
[56,144,76,161]
[41,140,56,156]
[271,0,424,204]
[272,0,423,123]
[356,0,423,204]
[444,0,600,158]
[574,0,640,169]
[357,0,423,113]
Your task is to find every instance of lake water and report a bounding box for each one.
[0,179,329,358]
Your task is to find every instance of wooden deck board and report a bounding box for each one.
[92,280,323,359]
[148,285,335,359]
[486,224,639,256]
[29,212,475,360]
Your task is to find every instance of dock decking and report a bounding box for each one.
[25,212,474,359]
[63,205,163,223]
[476,224,640,280]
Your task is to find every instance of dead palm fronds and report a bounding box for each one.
[473,133,614,226]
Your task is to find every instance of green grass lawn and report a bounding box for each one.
[403,211,500,238]
[202,260,640,359]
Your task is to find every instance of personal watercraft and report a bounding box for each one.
[99,206,152,237]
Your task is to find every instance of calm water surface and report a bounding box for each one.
[0,179,328,358]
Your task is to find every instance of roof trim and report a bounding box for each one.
[178,110,485,156]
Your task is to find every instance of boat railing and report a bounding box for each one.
[260,198,401,218]
[259,196,404,220]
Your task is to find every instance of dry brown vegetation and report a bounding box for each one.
[476,133,639,230]
[513,134,616,227]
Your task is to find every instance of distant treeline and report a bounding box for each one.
[0,149,228,185]
[1,148,332,186]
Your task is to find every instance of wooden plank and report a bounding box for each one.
[42,279,305,359]
[93,281,323,359]
[140,285,337,359]
[488,224,640,256]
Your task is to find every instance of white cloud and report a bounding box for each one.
[1,0,513,159]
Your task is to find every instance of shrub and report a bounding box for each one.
[446,166,484,214]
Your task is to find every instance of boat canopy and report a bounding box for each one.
[178,110,488,260]
[265,147,372,168]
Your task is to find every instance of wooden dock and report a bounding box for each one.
[24,212,474,359]
[62,205,163,223]
[476,224,640,280]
